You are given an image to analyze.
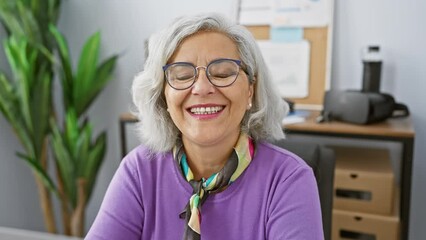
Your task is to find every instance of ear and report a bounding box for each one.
[248,77,255,101]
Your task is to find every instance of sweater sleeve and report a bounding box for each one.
[85,155,144,240]
[266,165,324,240]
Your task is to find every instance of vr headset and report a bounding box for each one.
[319,90,409,124]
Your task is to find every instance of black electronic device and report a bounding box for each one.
[318,90,409,124]
[362,45,382,92]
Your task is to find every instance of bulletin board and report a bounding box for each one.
[237,0,334,109]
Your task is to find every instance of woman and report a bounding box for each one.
[86,13,323,240]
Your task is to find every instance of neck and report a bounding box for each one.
[182,132,240,180]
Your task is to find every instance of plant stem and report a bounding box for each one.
[71,178,87,237]
[56,167,71,235]
[34,175,57,233]
[34,138,57,233]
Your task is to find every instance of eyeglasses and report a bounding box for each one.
[163,58,245,90]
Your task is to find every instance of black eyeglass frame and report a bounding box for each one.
[162,58,248,90]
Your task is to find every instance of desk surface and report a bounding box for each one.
[285,111,415,138]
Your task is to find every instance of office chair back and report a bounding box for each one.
[272,139,335,240]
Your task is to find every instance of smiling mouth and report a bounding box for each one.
[188,106,224,115]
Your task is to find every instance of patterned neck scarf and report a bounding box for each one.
[173,132,255,240]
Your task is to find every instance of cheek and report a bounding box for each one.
[164,87,186,115]
[229,89,251,113]
[163,91,170,109]
[164,87,177,107]
[237,84,253,104]
[164,89,176,117]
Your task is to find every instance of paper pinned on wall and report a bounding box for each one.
[257,40,310,98]
[240,0,271,9]
[239,0,272,25]
[272,0,330,27]
[239,0,330,27]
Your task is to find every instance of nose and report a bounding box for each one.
[191,67,215,95]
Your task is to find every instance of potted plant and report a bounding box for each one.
[0,0,118,237]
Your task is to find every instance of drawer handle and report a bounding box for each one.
[335,189,372,201]
[340,229,374,239]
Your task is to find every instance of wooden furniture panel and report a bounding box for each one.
[285,111,414,240]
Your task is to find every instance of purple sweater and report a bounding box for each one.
[86,142,324,240]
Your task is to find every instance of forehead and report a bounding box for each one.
[169,31,240,63]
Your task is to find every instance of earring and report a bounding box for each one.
[247,103,252,110]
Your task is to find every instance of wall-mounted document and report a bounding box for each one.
[257,40,310,98]
[272,0,330,27]
[239,0,272,25]
[239,0,330,27]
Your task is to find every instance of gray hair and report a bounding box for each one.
[131,13,288,153]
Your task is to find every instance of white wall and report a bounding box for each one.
[0,0,425,239]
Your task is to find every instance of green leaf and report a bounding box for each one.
[74,32,100,116]
[16,0,42,44]
[0,73,16,122]
[3,37,25,81]
[64,109,79,160]
[0,74,34,156]
[30,65,52,158]
[82,55,118,114]
[17,152,57,195]
[76,120,92,177]
[3,37,33,135]
[95,55,118,89]
[85,132,106,201]
[50,118,77,207]
[49,24,74,108]
[47,0,62,24]
[0,1,25,37]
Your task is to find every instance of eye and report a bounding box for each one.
[175,73,194,81]
[208,60,239,80]
[168,64,195,81]
[210,70,237,79]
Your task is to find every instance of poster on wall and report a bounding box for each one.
[238,0,272,25]
[239,0,330,27]
[272,0,330,27]
[257,40,311,98]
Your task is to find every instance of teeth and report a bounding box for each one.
[190,106,223,115]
